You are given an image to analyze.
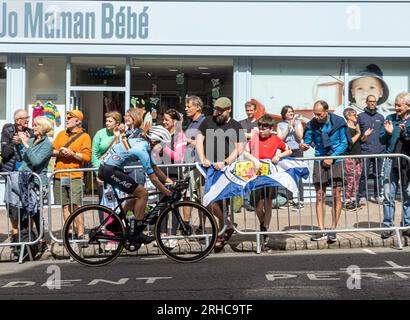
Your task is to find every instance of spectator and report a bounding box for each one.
[196,97,246,251]
[153,109,187,249]
[52,110,91,243]
[357,94,385,206]
[342,108,362,210]
[300,100,349,243]
[1,109,34,240]
[136,99,152,133]
[121,108,146,185]
[1,109,34,172]
[184,95,205,163]
[239,101,258,140]
[277,105,305,210]
[237,101,259,212]
[183,95,206,224]
[244,114,292,245]
[18,116,53,252]
[91,111,122,222]
[155,108,187,180]
[123,108,144,139]
[380,92,410,238]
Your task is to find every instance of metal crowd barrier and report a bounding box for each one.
[47,163,198,244]
[228,153,410,253]
[0,171,44,263]
[43,154,410,257]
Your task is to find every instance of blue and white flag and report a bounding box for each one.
[197,158,310,207]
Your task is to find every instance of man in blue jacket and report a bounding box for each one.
[357,95,385,206]
[301,100,350,243]
[379,92,410,239]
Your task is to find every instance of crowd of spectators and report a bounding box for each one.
[2,91,410,258]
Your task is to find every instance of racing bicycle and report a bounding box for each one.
[62,178,218,266]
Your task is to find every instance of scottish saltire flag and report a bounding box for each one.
[197,158,310,207]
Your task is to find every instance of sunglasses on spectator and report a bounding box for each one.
[258,124,271,130]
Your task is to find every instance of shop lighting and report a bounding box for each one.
[131,66,141,69]
[168,69,178,72]
[201,72,211,75]
[38,58,44,66]
[198,66,209,70]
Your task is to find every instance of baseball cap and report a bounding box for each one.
[214,97,232,109]
[67,110,84,121]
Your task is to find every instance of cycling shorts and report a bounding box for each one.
[98,164,139,194]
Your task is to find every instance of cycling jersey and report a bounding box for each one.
[101,138,155,175]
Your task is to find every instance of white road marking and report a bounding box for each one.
[362,249,376,255]
[385,261,404,268]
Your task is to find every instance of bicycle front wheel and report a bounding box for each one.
[63,204,126,267]
[154,201,218,263]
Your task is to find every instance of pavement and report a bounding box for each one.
[0,199,409,262]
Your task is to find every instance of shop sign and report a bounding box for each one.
[0,1,149,40]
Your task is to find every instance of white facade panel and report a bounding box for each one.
[0,1,409,55]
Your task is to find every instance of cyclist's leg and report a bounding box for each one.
[132,185,148,220]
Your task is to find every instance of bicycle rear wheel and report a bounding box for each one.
[63,204,125,267]
[154,201,217,263]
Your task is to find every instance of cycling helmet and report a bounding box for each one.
[146,125,172,144]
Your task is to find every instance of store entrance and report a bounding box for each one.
[130,57,233,120]
[70,90,124,138]
[69,57,233,139]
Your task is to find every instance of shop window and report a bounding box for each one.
[251,59,345,123]
[26,56,66,138]
[130,57,233,114]
[347,60,410,118]
[71,57,125,87]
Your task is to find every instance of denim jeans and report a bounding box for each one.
[358,157,384,200]
[382,158,410,227]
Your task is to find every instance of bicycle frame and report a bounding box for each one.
[95,177,192,241]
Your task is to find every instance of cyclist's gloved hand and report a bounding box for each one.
[171,189,181,201]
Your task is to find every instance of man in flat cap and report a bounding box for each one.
[196,97,246,252]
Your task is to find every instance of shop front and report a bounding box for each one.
[1,0,410,134]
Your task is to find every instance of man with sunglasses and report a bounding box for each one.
[1,109,34,172]
[357,95,385,206]
[300,100,350,243]
[196,97,246,251]
[52,110,92,243]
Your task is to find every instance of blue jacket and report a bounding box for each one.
[304,113,349,162]
[357,108,385,154]
[380,114,410,153]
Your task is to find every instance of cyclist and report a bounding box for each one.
[98,125,173,244]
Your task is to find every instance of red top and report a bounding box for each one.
[248,134,288,160]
